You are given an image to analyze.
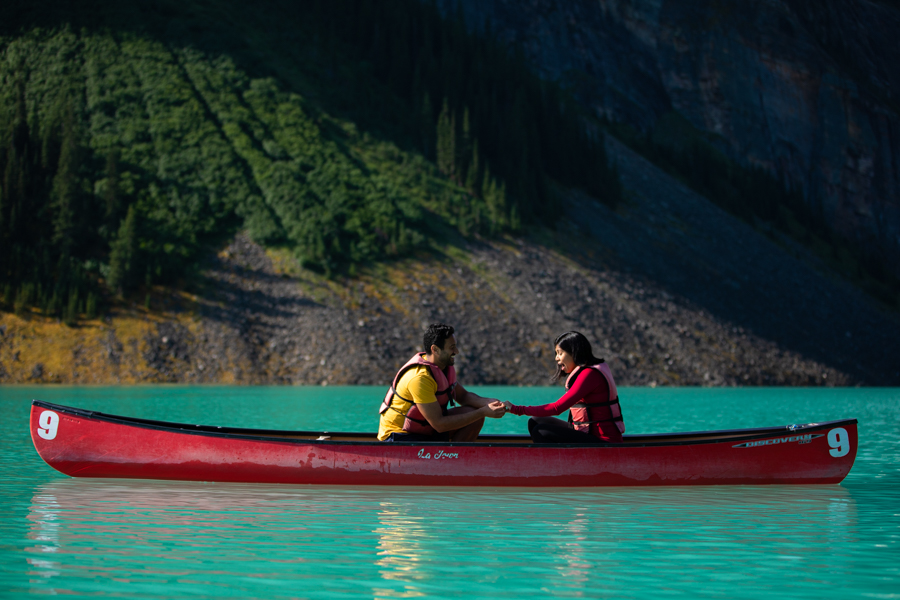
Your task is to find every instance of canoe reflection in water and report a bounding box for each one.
[25,479,859,598]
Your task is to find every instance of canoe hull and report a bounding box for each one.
[30,402,857,486]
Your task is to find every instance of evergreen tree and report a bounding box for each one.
[2,85,31,284]
[458,107,472,185]
[63,287,80,327]
[51,103,81,259]
[436,98,456,180]
[107,205,138,296]
[420,92,434,157]
[103,150,120,237]
[465,138,481,197]
[483,165,507,232]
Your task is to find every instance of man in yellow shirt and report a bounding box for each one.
[378,323,506,441]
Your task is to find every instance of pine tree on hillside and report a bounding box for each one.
[458,107,472,185]
[103,150,121,238]
[465,138,481,197]
[483,166,507,233]
[107,205,138,297]
[51,103,81,259]
[436,98,456,181]
[420,92,434,158]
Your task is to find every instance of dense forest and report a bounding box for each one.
[0,0,895,322]
[0,0,619,318]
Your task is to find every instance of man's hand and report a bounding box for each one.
[481,401,507,419]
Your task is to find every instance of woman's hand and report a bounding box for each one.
[481,401,507,419]
[502,401,514,412]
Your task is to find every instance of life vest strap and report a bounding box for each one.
[385,391,449,424]
[568,412,623,425]
[579,416,624,424]
[383,354,457,434]
[386,371,456,408]
[379,385,411,415]
[390,387,415,406]
[401,413,430,427]
[384,404,432,429]
[385,384,454,409]
[436,381,457,395]
[384,388,416,419]
[571,398,620,408]
[436,381,458,406]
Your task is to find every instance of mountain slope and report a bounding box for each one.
[2,133,897,386]
[440,0,900,277]
[0,0,618,311]
[0,0,897,386]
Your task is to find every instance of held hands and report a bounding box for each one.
[502,401,513,412]
[482,401,507,419]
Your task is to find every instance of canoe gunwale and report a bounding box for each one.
[31,399,858,450]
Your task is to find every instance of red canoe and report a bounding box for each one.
[30,400,858,486]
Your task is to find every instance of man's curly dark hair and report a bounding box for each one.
[423,323,455,353]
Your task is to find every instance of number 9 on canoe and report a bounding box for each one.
[827,427,849,458]
[37,410,59,441]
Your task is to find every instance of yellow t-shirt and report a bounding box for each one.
[377,366,439,440]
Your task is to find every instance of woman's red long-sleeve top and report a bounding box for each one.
[509,367,623,442]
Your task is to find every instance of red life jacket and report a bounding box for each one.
[379,353,458,435]
[566,362,625,435]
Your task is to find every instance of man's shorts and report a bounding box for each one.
[385,431,452,442]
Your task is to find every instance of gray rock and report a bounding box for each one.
[438,0,900,271]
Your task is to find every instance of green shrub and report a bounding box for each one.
[63,289,79,327]
[14,284,33,317]
[85,292,98,319]
[1,284,12,309]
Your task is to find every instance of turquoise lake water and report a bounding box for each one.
[1,385,898,599]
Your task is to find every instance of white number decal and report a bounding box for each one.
[827,427,849,458]
[37,410,59,441]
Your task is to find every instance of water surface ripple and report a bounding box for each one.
[1,386,897,599]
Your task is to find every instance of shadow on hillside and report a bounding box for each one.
[195,255,324,329]
[562,138,900,385]
[5,0,898,384]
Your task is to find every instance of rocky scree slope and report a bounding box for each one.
[2,133,896,386]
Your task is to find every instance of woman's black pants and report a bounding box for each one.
[527,416,606,444]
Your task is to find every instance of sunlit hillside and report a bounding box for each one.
[0,0,618,319]
[1,0,897,386]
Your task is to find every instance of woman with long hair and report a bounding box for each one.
[505,331,625,444]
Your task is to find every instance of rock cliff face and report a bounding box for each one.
[441,0,900,265]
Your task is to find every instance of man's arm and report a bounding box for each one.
[453,382,500,409]
[417,397,506,433]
